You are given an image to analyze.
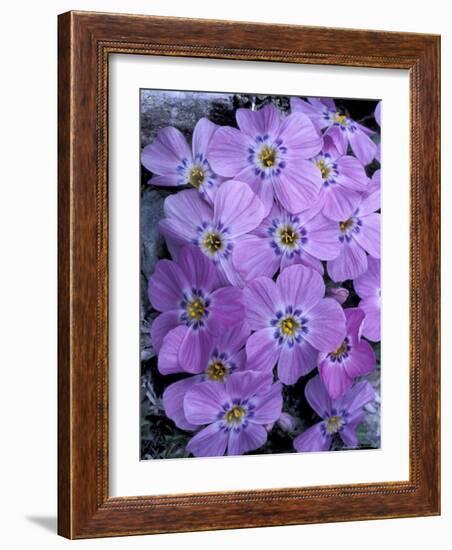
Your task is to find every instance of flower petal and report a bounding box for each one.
[340,411,365,447]
[279,112,323,159]
[245,328,280,372]
[336,155,369,191]
[232,348,247,372]
[148,259,187,312]
[277,264,325,313]
[244,277,280,330]
[158,218,190,256]
[184,381,229,425]
[149,174,182,187]
[150,311,180,353]
[324,125,348,156]
[236,104,281,138]
[225,370,273,402]
[322,134,342,159]
[158,325,188,375]
[250,382,283,423]
[375,102,381,126]
[318,356,354,399]
[162,376,203,431]
[305,375,332,418]
[217,256,245,288]
[141,126,191,175]
[344,339,376,379]
[348,126,377,165]
[227,423,267,456]
[240,171,275,217]
[164,188,212,230]
[178,245,221,292]
[192,117,218,157]
[213,180,265,237]
[209,126,249,177]
[354,213,380,258]
[178,328,213,374]
[323,185,362,222]
[355,121,375,137]
[274,160,322,213]
[359,190,380,216]
[277,340,318,384]
[354,256,380,299]
[303,213,342,259]
[208,286,244,333]
[232,235,280,282]
[327,239,368,282]
[344,307,366,343]
[290,97,329,130]
[277,412,296,432]
[186,422,229,457]
[319,97,336,111]
[325,287,349,305]
[304,298,346,352]
[286,250,324,275]
[359,297,381,341]
[293,423,332,452]
[336,380,375,414]
[216,321,251,354]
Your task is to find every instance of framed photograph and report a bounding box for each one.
[58,11,440,538]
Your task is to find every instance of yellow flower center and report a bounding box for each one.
[203,232,223,253]
[225,405,246,424]
[206,361,228,382]
[330,340,348,358]
[189,166,205,188]
[280,316,299,337]
[316,159,331,180]
[325,415,344,434]
[339,219,354,233]
[334,112,347,125]
[187,298,205,320]
[259,146,276,167]
[279,225,298,248]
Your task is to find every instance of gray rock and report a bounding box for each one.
[140,187,169,359]
[140,90,235,147]
[140,187,166,281]
[140,316,154,361]
[358,366,381,449]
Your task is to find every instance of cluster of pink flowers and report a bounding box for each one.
[142,97,381,457]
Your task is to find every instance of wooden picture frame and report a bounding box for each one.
[58,10,440,539]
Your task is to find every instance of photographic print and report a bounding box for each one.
[140,90,381,460]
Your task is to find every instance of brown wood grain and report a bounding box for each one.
[57,10,440,539]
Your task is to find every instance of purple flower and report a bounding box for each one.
[293,375,375,452]
[374,102,381,161]
[209,104,323,215]
[291,97,377,165]
[375,102,381,126]
[367,168,380,195]
[158,322,251,431]
[184,371,282,456]
[141,118,223,202]
[310,146,369,221]
[148,245,244,372]
[326,190,380,282]
[277,412,296,432]
[354,257,381,342]
[232,203,340,282]
[325,286,349,304]
[244,264,346,385]
[318,308,376,399]
[159,180,265,286]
